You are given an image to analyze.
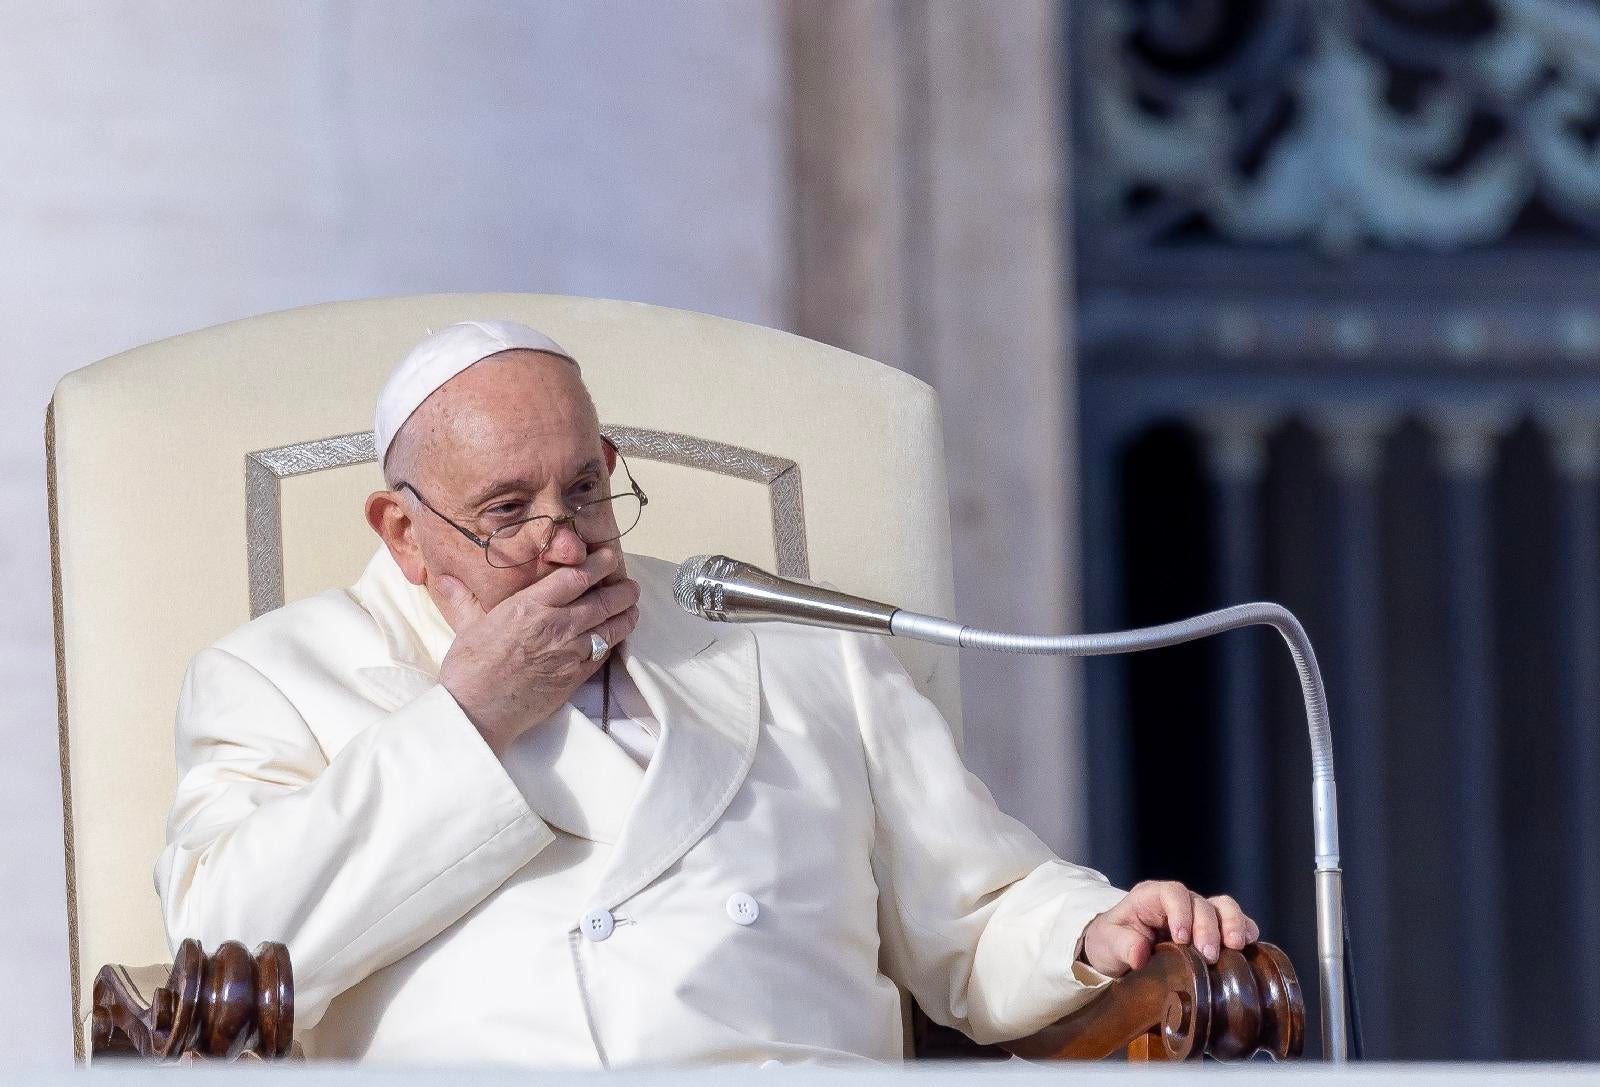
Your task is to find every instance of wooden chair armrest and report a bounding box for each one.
[1000,940,1304,1061]
[91,939,294,1062]
[95,937,1302,1063]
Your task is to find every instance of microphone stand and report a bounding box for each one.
[891,605,1349,1062]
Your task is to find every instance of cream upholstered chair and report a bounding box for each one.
[50,294,1304,1064]
[48,294,962,1060]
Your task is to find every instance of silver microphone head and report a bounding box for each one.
[675,553,897,633]
[673,553,737,619]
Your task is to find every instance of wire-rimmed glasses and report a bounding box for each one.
[394,439,647,569]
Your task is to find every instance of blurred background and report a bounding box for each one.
[3,0,1598,1066]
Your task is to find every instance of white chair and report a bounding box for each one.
[48,294,1300,1063]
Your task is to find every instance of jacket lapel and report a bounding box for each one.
[499,702,643,845]
[348,548,455,707]
[587,556,761,911]
[347,547,645,843]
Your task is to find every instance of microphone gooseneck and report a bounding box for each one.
[908,603,1347,1062]
[675,553,1349,1062]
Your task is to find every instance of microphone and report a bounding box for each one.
[673,554,900,633]
[673,553,1351,1062]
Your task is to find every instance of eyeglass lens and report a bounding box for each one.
[485,493,643,568]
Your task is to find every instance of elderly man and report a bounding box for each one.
[156,320,1258,1067]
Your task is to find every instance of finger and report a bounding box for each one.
[597,605,641,653]
[433,574,487,631]
[1099,889,1155,940]
[1117,926,1153,973]
[1210,895,1254,949]
[561,579,641,635]
[522,549,620,608]
[593,577,642,617]
[593,542,630,587]
[578,605,640,667]
[1190,894,1222,962]
[1147,882,1194,945]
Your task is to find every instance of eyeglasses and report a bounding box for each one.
[394,438,648,569]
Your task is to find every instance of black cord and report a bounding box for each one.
[1342,913,1365,1060]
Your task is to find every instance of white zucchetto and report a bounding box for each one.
[375,319,577,467]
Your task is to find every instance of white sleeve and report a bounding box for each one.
[842,631,1127,1044]
[154,646,555,1029]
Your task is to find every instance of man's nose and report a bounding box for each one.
[540,517,589,565]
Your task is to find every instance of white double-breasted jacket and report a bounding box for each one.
[155,548,1126,1066]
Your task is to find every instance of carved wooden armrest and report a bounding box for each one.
[1006,941,1303,1061]
[913,940,1303,1062]
[97,938,1300,1063]
[91,939,294,1062]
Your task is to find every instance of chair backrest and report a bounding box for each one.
[47,293,958,1057]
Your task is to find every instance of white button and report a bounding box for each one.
[580,908,615,942]
[726,892,759,925]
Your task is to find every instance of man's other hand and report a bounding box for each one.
[1080,881,1260,977]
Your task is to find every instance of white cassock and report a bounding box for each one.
[155,547,1127,1067]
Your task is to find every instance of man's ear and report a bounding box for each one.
[365,489,428,586]
[602,438,617,474]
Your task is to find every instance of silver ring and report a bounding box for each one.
[589,632,609,661]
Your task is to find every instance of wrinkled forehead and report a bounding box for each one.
[403,350,602,484]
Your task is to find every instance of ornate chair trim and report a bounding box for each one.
[244,424,809,618]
